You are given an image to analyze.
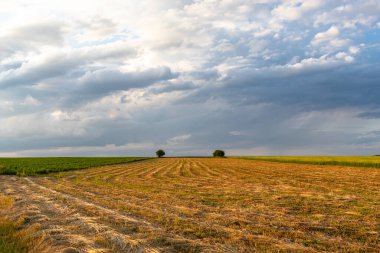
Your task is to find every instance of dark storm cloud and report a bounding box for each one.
[60,66,177,106]
[79,67,176,94]
[149,81,196,94]
[0,43,137,88]
[217,63,380,111]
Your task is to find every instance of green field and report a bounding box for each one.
[240,156,380,168]
[0,157,149,176]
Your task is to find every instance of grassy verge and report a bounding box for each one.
[0,195,49,253]
[237,156,380,168]
[0,157,150,176]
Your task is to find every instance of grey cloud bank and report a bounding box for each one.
[0,0,379,156]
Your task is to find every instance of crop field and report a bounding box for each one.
[0,158,379,252]
[241,156,380,168]
[0,157,148,176]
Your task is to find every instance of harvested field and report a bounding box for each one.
[0,158,379,252]
[241,156,380,168]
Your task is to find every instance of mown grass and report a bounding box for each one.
[0,194,49,253]
[0,220,28,253]
[239,156,380,168]
[36,158,380,252]
[0,157,149,176]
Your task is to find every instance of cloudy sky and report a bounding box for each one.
[0,0,379,157]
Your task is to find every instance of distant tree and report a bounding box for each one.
[213,150,225,157]
[156,149,165,158]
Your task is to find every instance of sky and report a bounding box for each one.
[0,0,379,157]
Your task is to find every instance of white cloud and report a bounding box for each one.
[0,101,14,111]
[167,134,192,145]
[22,95,41,106]
[311,26,340,45]
[335,52,354,63]
[349,46,360,54]
[51,110,80,121]
[286,55,339,70]
[272,0,323,21]
[272,5,303,21]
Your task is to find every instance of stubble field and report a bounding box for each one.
[0,158,379,252]
[241,156,380,168]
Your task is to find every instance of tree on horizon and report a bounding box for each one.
[213,150,225,157]
[156,149,165,158]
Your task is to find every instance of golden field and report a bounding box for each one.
[241,156,380,168]
[0,158,379,252]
